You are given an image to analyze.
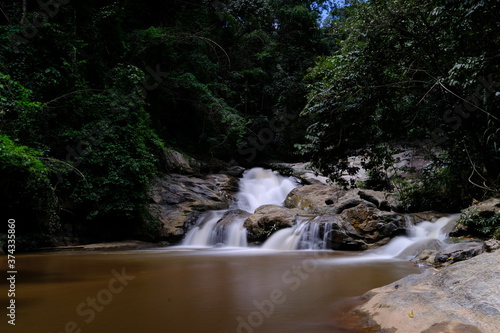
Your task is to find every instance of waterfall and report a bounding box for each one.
[182,167,461,254]
[261,214,461,253]
[236,167,298,213]
[182,168,298,247]
[261,217,337,250]
[223,218,248,247]
[370,214,461,259]
[183,211,248,247]
[182,211,226,246]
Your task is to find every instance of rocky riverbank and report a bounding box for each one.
[146,157,500,333]
[148,165,449,249]
[147,149,451,246]
[356,246,500,333]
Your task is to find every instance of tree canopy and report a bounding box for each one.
[299,0,499,211]
[0,0,333,243]
[1,0,499,244]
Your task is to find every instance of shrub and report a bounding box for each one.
[458,207,500,239]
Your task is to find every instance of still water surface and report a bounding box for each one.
[1,248,420,333]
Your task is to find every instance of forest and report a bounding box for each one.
[1,0,499,247]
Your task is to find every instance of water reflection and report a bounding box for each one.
[0,249,420,333]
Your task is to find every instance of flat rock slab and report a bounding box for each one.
[357,250,500,332]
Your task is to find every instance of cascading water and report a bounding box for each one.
[236,168,298,213]
[261,216,337,250]
[370,214,461,259]
[262,214,462,254]
[182,167,462,254]
[182,168,298,247]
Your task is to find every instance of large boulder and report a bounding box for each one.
[281,184,408,249]
[164,149,196,174]
[357,189,398,211]
[284,184,347,214]
[472,197,500,215]
[357,250,500,333]
[148,173,237,242]
[310,215,367,250]
[339,204,407,248]
[285,184,397,214]
[244,205,301,243]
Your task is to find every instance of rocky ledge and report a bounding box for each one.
[147,172,239,242]
[357,248,500,333]
[148,172,440,249]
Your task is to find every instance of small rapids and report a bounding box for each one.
[370,214,461,259]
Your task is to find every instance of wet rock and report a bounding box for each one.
[219,166,246,177]
[312,215,367,250]
[217,209,251,227]
[409,241,484,267]
[334,192,376,214]
[357,251,500,333]
[398,239,446,261]
[283,183,412,249]
[404,211,448,224]
[413,248,441,265]
[340,204,407,247]
[434,243,484,267]
[148,173,237,241]
[244,205,300,243]
[270,162,330,184]
[206,174,239,199]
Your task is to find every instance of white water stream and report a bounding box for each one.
[182,168,297,247]
[371,214,461,259]
[183,167,460,257]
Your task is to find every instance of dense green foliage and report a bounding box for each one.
[300,0,500,212]
[459,206,500,240]
[1,0,499,245]
[0,0,332,243]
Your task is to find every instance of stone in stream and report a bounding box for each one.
[433,243,484,267]
[243,205,300,243]
[283,184,408,249]
[311,215,367,251]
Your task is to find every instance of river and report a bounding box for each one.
[0,248,420,333]
[2,168,449,332]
